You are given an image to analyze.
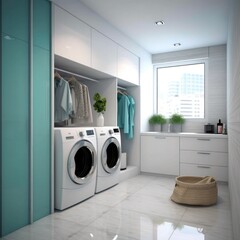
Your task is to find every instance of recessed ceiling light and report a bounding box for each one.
[174,43,181,47]
[155,20,165,26]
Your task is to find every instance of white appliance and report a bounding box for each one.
[54,127,97,210]
[95,127,121,193]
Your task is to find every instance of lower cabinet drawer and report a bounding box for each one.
[180,163,228,182]
[180,150,228,166]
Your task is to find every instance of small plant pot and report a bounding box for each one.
[97,113,104,127]
[172,124,182,133]
[153,124,162,132]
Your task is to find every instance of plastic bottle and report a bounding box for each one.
[217,119,223,134]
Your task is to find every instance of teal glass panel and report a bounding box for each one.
[1,35,30,236]
[33,46,51,221]
[2,0,29,41]
[33,0,51,50]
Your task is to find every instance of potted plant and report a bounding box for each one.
[93,93,107,126]
[149,114,167,132]
[169,113,185,132]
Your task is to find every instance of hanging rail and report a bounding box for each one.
[117,85,127,91]
[54,67,99,83]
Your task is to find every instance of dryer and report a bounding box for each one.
[54,127,97,210]
[95,127,121,193]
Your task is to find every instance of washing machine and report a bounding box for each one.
[95,126,121,193]
[54,127,97,210]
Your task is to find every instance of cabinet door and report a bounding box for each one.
[141,136,179,175]
[118,46,139,85]
[2,28,30,237]
[2,0,29,41]
[92,29,118,76]
[54,5,91,66]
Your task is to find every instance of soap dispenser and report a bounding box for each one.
[217,119,223,134]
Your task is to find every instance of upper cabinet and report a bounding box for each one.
[54,6,91,67]
[53,5,140,85]
[91,29,118,76]
[117,46,140,85]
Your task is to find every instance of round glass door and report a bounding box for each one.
[68,140,96,184]
[101,137,121,173]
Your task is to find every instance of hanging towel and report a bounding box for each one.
[118,94,130,134]
[54,77,73,123]
[128,95,135,139]
[118,92,135,139]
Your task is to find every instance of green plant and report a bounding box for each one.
[93,93,107,113]
[149,114,167,125]
[169,113,185,124]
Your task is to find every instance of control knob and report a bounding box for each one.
[109,129,114,135]
[79,131,85,137]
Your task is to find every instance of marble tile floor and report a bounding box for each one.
[2,174,233,240]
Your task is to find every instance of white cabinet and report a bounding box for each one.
[92,29,118,76]
[118,46,139,85]
[180,136,228,181]
[141,135,179,175]
[54,6,91,67]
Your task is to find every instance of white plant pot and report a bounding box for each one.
[97,112,104,127]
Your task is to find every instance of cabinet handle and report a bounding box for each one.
[197,166,211,169]
[197,152,211,155]
[155,136,166,140]
[197,138,210,141]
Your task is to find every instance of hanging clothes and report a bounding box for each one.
[54,76,73,123]
[128,95,135,139]
[67,77,93,124]
[117,90,135,139]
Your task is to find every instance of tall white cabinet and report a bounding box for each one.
[53,4,140,179]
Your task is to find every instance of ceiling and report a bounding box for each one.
[78,0,230,54]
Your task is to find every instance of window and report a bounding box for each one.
[156,63,205,119]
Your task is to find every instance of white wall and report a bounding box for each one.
[152,45,227,133]
[227,0,240,239]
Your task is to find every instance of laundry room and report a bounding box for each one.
[1,0,240,239]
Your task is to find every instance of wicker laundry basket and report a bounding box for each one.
[171,176,218,206]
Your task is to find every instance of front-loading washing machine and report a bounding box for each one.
[54,127,97,210]
[95,126,121,193]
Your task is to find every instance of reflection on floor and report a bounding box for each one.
[2,174,233,240]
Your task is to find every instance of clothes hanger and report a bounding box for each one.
[118,89,128,96]
[54,71,61,80]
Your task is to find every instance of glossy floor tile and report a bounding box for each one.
[2,174,233,240]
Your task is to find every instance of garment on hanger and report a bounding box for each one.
[117,90,135,139]
[54,75,73,123]
[67,76,93,123]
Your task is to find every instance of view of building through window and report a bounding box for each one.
[157,63,205,118]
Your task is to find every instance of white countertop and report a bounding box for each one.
[141,132,228,138]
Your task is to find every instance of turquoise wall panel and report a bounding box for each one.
[33,0,51,50]
[32,0,52,222]
[1,0,52,236]
[2,0,29,41]
[33,46,51,221]
[1,35,30,236]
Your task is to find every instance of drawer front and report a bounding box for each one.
[180,150,228,166]
[180,163,228,182]
[180,137,228,152]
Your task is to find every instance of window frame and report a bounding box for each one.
[153,59,208,123]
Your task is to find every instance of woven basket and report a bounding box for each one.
[171,176,218,206]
